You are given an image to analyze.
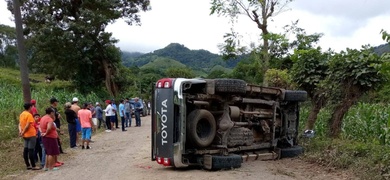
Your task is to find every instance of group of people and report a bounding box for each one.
[102,97,143,132]
[19,96,145,171]
[19,98,64,171]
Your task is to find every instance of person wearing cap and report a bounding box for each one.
[19,102,40,170]
[95,102,105,129]
[71,97,81,146]
[78,103,93,149]
[64,102,77,148]
[103,100,115,131]
[31,99,38,115]
[50,97,65,155]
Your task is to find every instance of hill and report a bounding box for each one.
[121,43,240,72]
[374,43,390,56]
[140,57,187,70]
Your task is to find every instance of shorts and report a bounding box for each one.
[42,137,60,156]
[82,128,92,141]
[23,136,37,149]
[75,118,82,132]
[109,116,116,123]
[92,118,98,126]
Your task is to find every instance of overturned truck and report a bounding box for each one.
[151,78,307,170]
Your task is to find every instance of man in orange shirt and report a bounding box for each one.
[78,103,93,149]
[19,102,40,170]
[40,107,60,171]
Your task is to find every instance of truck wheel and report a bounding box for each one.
[214,79,247,94]
[187,109,216,148]
[280,145,304,158]
[284,90,307,102]
[203,154,242,170]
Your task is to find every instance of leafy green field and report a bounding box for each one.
[299,103,390,179]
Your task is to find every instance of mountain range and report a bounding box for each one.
[121,43,390,74]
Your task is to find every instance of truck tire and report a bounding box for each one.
[203,154,242,170]
[214,79,247,94]
[280,145,304,158]
[284,90,307,102]
[187,109,216,148]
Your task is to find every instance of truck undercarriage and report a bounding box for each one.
[152,78,307,170]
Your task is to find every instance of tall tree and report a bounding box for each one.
[211,0,293,86]
[13,0,31,102]
[7,0,150,96]
[327,47,389,137]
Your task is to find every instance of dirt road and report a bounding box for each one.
[12,116,354,180]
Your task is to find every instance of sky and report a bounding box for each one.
[1,0,390,54]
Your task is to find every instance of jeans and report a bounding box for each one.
[23,137,37,168]
[125,112,131,127]
[68,123,77,148]
[40,143,46,167]
[121,116,126,131]
[97,117,105,129]
[105,116,112,130]
[114,113,119,128]
[135,110,141,126]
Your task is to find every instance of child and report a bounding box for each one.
[33,114,46,169]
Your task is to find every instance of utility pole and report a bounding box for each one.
[13,0,31,103]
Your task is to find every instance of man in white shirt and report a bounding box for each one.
[103,100,115,132]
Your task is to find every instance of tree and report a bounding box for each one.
[6,0,151,96]
[327,47,389,137]
[13,0,31,102]
[0,24,18,68]
[291,48,330,130]
[211,0,293,86]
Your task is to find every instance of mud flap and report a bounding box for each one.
[203,154,242,170]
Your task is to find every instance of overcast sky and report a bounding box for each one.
[1,0,389,54]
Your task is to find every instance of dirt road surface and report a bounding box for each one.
[10,116,355,180]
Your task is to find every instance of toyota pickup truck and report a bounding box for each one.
[151,78,307,170]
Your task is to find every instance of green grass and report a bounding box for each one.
[299,102,390,179]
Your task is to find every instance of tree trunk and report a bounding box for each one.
[328,87,362,138]
[14,0,31,103]
[305,101,322,130]
[102,59,114,97]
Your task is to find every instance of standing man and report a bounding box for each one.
[103,100,115,132]
[119,99,127,131]
[134,97,142,127]
[50,97,65,154]
[40,108,60,171]
[111,99,119,129]
[19,102,40,170]
[78,103,93,149]
[95,102,105,129]
[124,98,132,127]
[64,102,77,148]
[71,97,81,146]
[89,103,97,132]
